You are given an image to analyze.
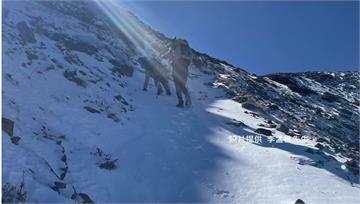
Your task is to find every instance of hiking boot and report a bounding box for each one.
[157,88,163,95]
[185,97,192,108]
[176,102,184,108]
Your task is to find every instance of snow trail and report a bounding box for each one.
[2,1,359,203]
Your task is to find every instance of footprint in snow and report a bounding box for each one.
[215,189,231,198]
[206,184,234,200]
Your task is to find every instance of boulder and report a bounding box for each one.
[99,160,117,170]
[232,96,248,103]
[268,104,279,111]
[226,119,247,128]
[78,193,94,203]
[315,143,324,150]
[54,181,66,189]
[2,117,14,136]
[63,69,86,87]
[242,102,263,113]
[114,95,129,105]
[276,124,289,134]
[109,59,134,77]
[11,136,21,145]
[62,38,97,55]
[83,106,100,114]
[295,199,305,204]
[255,128,272,136]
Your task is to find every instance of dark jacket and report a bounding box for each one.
[138,57,167,80]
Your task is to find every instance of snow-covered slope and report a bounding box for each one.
[2,1,359,203]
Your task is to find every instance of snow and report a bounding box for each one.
[4,65,359,202]
[2,1,359,203]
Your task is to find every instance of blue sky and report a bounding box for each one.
[119,1,359,75]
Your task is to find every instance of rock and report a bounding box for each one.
[295,198,305,204]
[25,50,39,60]
[268,104,279,111]
[353,99,360,106]
[11,136,21,145]
[315,108,322,115]
[244,111,260,118]
[226,90,237,97]
[226,119,247,128]
[109,59,134,77]
[316,137,327,143]
[338,108,353,117]
[50,181,66,193]
[64,53,83,65]
[114,95,129,105]
[276,124,289,134]
[99,160,117,170]
[345,159,359,176]
[107,113,119,122]
[232,96,247,103]
[321,92,341,103]
[64,69,86,87]
[2,117,14,136]
[260,123,276,128]
[61,155,67,163]
[255,128,272,136]
[78,193,94,203]
[60,167,68,180]
[83,106,100,114]
[269,124,277,128]
[16,21,36,44]
[111,65,134,77]
[315,143,324,150]
[62,38,98,55]
[5,73,19,86]
[266,120,276,127]
[267,74,315,95]
[54,181,66,189]
[242,102,259,111]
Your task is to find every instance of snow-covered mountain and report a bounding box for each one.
[2,1,359,203]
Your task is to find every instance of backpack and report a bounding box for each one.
[173,39,191,60]
[138,57,154,74]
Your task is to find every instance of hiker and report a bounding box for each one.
[138,56,171,96]
[168,38,192,108]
